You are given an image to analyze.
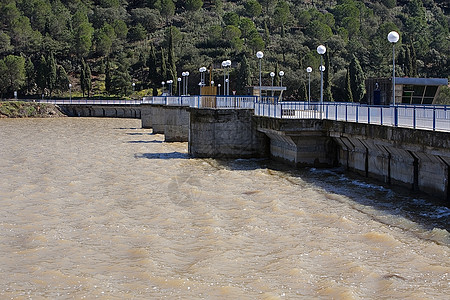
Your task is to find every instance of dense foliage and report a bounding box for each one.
[0,0,448,101]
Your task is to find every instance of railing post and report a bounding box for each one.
[368,106,370,124]
[413,106,416,129]
[345,104,348,122]
[433,106,436,131]
[395,106,399,127]
[356,105,359,123]
[381,106,383,125]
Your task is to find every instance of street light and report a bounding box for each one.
[161,81,165,95]
[256,51,264,98]
[182,71,189,95]
[222,60,231,95]
[132,82,135,92]
[270,72,275,97]
[167,80,173,96]
[306,67,312,106]
[177,77,181,96]
[279,71,284,87]
[69,83,72,103]
[388,31,399,106]
[317,45,326,106]
[218,83,221,95]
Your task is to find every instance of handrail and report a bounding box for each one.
[31,97,450,132]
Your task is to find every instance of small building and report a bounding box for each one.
[366,77,448,105]
[247,86,287,102]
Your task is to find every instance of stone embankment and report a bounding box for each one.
[0,101,66,118]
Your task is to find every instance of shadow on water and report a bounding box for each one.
[127,140,163,144]
[214,158,450,244]
[134,152,190,159]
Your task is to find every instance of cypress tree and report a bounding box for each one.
[410,43,418,76]
[237,54,252,93]
[105,58,112,93]
[85,62,92,97]
[80,60,86,97]
[25,57,35,95]
[167,27,177,94]
[36,55,47,95]
[147,44,159,96]
[344,68,353,102]
[161,47,167,82]
[274,62,280,86]
[349,54,365,102]
[324,49,333,102]
[405,45,413,77]
[47,52,57,97]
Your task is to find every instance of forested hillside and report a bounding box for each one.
[0,0,448,101]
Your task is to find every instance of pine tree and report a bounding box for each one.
[349,55,365,102]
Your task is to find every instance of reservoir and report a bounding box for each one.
[0,117,448,299]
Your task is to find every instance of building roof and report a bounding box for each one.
[394,77,448,86]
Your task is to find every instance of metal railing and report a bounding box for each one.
[33,96,450,132]
[254,101,450,132]
[38,99,142,105]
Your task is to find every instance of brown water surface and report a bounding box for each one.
[0,118,448,299]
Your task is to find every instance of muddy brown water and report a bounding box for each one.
[0,118,448,299]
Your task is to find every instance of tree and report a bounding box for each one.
[349,54,365,102]
[159,0,175,25]
[147,44,159,95]
[105,58,112,93]
[344,68,353,102]
[56,65,69,94]
[236,55,252,93]
[185,0,203,11]
[47,52,57,97]
[1,55,26,96]
[25,57,35,95]
[80,59,92,97]
[110,63,132,96]
[324,50,333,102]
[36,55,47,94]
[244,0,262,19]
[160,47,167,82]
[74,21,94,57]
[167,27,177,94]
[274,0,290,31]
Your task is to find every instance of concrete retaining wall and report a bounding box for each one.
[59,105,141,119]
[327,121,450,200]
[189,109,268,158]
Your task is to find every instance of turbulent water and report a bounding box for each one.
[0,118,448,299]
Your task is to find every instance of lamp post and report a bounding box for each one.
[222,60,231,95]
[69,83,72,103]
[161,81,165,95]
[279,71,284,87]
[388,31,399,106]
[317,45,326,107]
[183,71,189,95]
[306,67,312,106]
[177,77,181,96]
[256,51,264,99]
[199,66,207,94]
[218,83,221,95]
[167,80,173,96]
[270,72,275,97]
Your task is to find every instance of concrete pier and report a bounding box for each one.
[189,109,268,158]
